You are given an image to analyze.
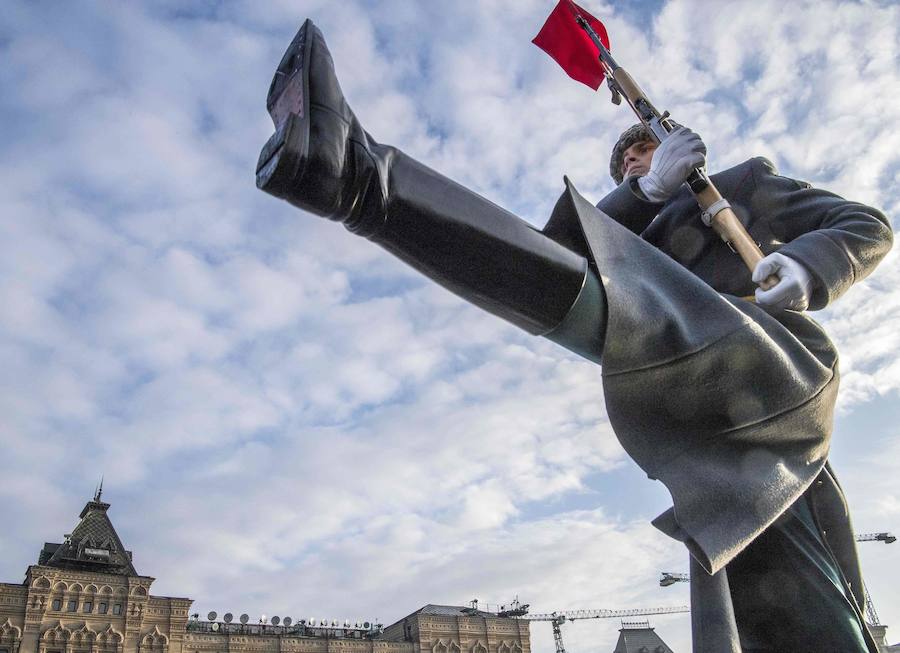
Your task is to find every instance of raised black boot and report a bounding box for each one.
[256,19,604,348]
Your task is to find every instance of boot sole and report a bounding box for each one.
[256,19,313,198]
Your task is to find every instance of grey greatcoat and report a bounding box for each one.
[542,157,893,651]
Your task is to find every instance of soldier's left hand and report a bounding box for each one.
[753,252,815,311]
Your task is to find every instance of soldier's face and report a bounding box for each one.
[621,140,657,179]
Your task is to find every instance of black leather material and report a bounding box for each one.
[257,19,383,232]
[256,19,592,336]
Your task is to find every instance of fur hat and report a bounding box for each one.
[609,123,654,185]
[608,122,687,184]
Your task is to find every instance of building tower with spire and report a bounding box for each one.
[0,492,192,653]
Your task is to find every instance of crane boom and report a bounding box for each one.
[525,606,689,621]
[521,606,689,653]
[855,532,896,544]
[660,572,691,587]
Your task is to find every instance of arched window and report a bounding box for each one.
[39,622,71,653]
[50,582,66,611]
[139,627,169,653]
[0,618,22,653]
[95,625,123,653]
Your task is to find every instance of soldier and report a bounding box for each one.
[257,19,892,652]
[589,124,891,652]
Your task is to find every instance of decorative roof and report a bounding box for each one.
[414,605,497,618]
[611,623,674,653]
[38,490,137,576]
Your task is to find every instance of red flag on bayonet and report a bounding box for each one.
[532,0,610,90]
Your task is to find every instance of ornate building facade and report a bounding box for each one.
[0,495,530,653]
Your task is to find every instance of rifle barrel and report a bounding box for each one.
[574,16,618,72]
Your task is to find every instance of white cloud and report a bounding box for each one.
[1,3,898,653]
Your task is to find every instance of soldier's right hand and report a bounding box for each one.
[753,252,814,311]
[637,127,706,203]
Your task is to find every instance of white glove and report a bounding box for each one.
[637,127,707,203]
[753,252,815,311]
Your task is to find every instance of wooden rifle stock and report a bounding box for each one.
[694,184,773,285]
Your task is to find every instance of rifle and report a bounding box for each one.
[572,12,779,290]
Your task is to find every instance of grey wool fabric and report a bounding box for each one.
[549,179,838,574]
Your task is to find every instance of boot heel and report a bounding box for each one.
[256,112,309,196]
[258,18,313,198]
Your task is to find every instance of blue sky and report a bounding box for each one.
[1,1,899,651]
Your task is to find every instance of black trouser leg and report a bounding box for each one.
[368,151,607,358]
[727,488,874,652]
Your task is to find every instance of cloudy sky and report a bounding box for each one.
[1,1,898,651]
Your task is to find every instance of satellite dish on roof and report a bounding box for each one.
[239,614,249,625]
[271,616,280,626]
[208,611,217,621]
[211,623,219,632]
[223,613,233,623]
[283,617,292,627]
[308,618,316,626]
[363,622,371,629]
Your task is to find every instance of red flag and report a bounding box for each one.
[532,0,610,90]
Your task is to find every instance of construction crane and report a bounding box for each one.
[856,531,895,626]
[520,605,690,653]
[659,572,690,587]
[855,532,896,544]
